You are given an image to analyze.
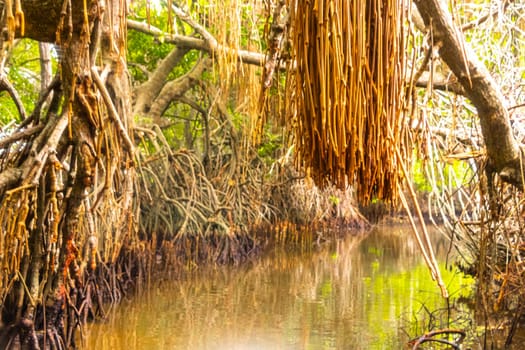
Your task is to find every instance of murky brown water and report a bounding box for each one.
[82,225,476,349]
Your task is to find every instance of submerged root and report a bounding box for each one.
[0,306,66,350]
[162,232,261,267]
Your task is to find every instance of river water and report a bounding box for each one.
[83,225,476,349]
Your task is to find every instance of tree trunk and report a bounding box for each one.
[414,0,523,187]
[0,1,134,347]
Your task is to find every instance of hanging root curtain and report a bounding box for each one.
[285,0,410,204]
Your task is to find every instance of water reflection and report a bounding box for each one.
[84,225,473,349]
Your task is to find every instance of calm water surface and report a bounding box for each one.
[84,225,475,349]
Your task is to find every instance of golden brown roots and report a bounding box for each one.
[284,0,410,204]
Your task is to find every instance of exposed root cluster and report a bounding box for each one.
[430,166,525,346]
[136,126,368,267]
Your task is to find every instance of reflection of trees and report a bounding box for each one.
[359,226,450,273]
[86,226,468,349]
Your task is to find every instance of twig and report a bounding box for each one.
[414,79,465,95]
[460,0,509,32]
[0,124,44,148]
[0,75,26,121]
[413,40,433,86]
[508,103,525,112]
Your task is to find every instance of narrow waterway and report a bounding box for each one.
[83,225,475,349]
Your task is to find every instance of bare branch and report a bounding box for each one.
[148,57,210,122]
[0,75,27,120]
[461,0,510,32]
[414,71,465,95]
[127,19,266,67]
[0,112,68,191]
[0,124,44,148]
[127,19,207,50]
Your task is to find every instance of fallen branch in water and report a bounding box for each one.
[409,328,466,349]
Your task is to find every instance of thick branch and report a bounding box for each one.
[148,57,210,122]
[414,0,522,185]
[0,124,43,148]
[127,19,265,67]
[133,46,190,117]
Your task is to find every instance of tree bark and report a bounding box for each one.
[127,19,266,66]
[0,1,134,346]
[414,0,523,187]
[148,57,210,123]
[133,46,190,118]
[0,0,85,42]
